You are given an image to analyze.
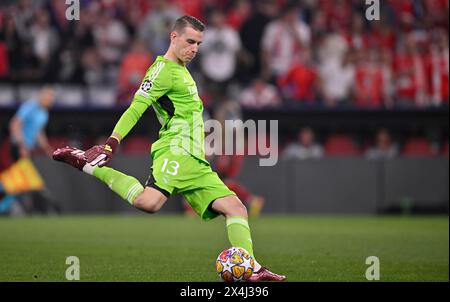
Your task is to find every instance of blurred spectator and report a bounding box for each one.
[30,9,59,61]
[226,0,251,30]
[215,153,265,217]
[345,13,369,51]
[422,0,449,28]
[93,10,129,66]
[261,2,311,80]
[366,21,397,53]
[380,48,395,108]
[354,49,385,108]
[81,47,105,85]
[278,47,320,104]
[365,128,399,160]
[138,0,181,56]
[282,127,324,160]
[10,0,34,42]
[319,48,355,107]
[117,39,152,105]
[30,9,60,81]
[60,5,97,84]
[172,0,206,21]
[393,34,427,108]
[319,0,352,30]
[118,1,148,38]
[0,14,19,81]
[0,0,448,111]
[425,28,449,107]
[200,9,242,96]
[213,97,243,130]
[47,0,71,35]
[238,78,281,109]
[239,0,278,79]
[386,0,415,31]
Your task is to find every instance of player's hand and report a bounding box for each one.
[85,137,119,167]
[85,145,112,167]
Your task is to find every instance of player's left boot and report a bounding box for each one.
[248,267,286,282]
[52,146,87,171]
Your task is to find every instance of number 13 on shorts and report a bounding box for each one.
[161,158,180,176]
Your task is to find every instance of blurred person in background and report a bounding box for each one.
[366,20,396,54]
[6,86,60,214]
[185,137,266,218]
[393,34,427,108]
[81,47,105,85]
[277,47,321,106]
[261,1,311,82]
[319,0,352,30]
[319,48,355,108]
[238,77,281,109]
[365,128,399,160]
[345,13,369,51]
[200,9,242,97]
[93,9,129,81]
[28,9,60,83]
[353,49,386,109]
[138,0,182,56]
[117,39,153,105]
[226,0,252,31]
[9,0,34,42]
[215,153,265,218]
[282,127,324,160]
[239,0,278,81]
[425,28,449,107]
[58,3,96,84]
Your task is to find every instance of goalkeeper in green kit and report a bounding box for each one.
[53,15,285,282]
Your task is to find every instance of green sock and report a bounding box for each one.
[226,216,254,258]
[91,166,144,204]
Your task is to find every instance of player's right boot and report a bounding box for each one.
[248,267,286,282]
[52,146,87,171]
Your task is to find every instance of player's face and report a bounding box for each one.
[174,27,203,64]
[39,88,55,108]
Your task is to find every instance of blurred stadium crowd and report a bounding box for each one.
[0,0,448,159]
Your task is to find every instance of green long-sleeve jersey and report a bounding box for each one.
[112,56,206,163]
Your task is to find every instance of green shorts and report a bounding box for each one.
[145,146,235,221]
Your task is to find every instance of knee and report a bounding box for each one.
[133,194,161,214]
[226,197,248,218]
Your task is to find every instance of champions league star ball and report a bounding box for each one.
[216,247,254,282]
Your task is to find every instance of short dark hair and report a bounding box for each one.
[173,15,205,33]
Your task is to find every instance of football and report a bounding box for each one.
[216,247,254,282]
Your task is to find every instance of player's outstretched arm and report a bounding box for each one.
[85,59,172,167]
[84,99,149,167]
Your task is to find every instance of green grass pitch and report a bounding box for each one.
[0,215,448,282]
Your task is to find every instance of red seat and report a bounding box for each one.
[443,141,449,156]
[121,136,151,155]
[402,137,433,157]
[325,134,360,156]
